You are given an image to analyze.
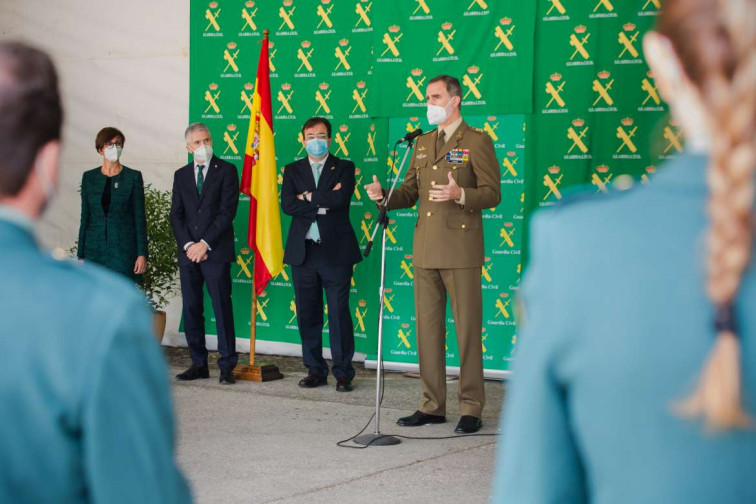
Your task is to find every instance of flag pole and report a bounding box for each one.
[233,28,283,382]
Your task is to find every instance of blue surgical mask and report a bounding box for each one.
[305,138,328,158]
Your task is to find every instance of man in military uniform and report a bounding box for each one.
[365,75,500,434]
[0,42,190,502]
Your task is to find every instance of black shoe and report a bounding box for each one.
[336,378,353,392]
[176,366,209,381]
[219,370,236,385]
[455,415,482,434]
[298,374,327,388]
[397,410,446,427]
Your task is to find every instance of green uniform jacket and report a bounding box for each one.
[387,121,501,269]
[78,166,148,281]
[0,216,191,503]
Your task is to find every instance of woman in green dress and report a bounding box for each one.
[78,127,147,282]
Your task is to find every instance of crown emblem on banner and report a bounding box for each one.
[404,254,412,259]
[669,119,678,126]
[355,168,361,175]
[283,0,294,6]
[339,38,349,47]
[281,83,292,90]
[301,40,311,48]
[241,247,251,255]
[467,65,480,74]
[390,149,398,156]
[550,72,562,81]
[507,151,516,157]
[209,83,219,90]
[409,116,419,121]
[209,1,219,8]
[227,124,237,131]
[388,25,400,33]
[411,68,423,76]
[358,300,367,307]
[244,82,254,90]
[623,23,636,32]
[356,81,366,89]
[269,41,275,48]
[485,257,491,262]
[596,164,609,173]
[319,82,329,90]
[646,166,656,174]
[245,1,255,7]
[548,165,561,174]
[504,222,513,228]
[385,288,392,294]
[621,117,634,126]
[572,118,585,127]
[647,70,654,78]
[370,124,375,131]
[598,70,611,79]
[227,42,237,50]
[442,22,453,30]
[259,290,267,297]
[339,124,349,132]
[500,17,512,25]
[487,116,496,121]
[389,218,397,225]
[322,0,332,4]
[401,323,409,329]
[364,212,372,220]
[575,25,587,34]
[500,292,509,298]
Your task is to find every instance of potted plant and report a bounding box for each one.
[142,184,180,340]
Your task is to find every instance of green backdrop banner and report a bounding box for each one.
[188,0,676,375]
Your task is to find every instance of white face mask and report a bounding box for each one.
[193,144,213,164]
[426,97,456,125]
[104,145,122,163]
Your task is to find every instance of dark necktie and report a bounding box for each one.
[436,130,446,155]
[197,165,205,195]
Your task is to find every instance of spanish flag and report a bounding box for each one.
[240,30,283,295]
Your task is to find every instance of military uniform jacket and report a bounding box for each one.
[387,121,501,269]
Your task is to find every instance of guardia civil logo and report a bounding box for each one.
[404,68,426,108]
[365,123,378,160]
[568,25,592,66]
[566,118,591,160]
[315,0,335,34]
[222,124,241,159]
[591,0,617,18]
[314,82,332,117]
[616,23,642,64]
[295,40,315,77]
[435,22,458,61]
[239,1,259,36]
[639,71,664,111]
[203,1,222,37]
[462,65,485,106]
[276,83,295,119]
[334,124,351,157]
[351,81,369,118]
[590,70,617,112]
[491,17,516,58]
[239,82,254,118]
[544,0,568,21]
[221,42,241,78]
[333,39,353,76]
[543,73,568,114]
[277,0,297,35]
[354,0,373,32]
[379,25,402,62]
[542,165,563,203]
[466,0,490,16]
[353,300,368,333]
[203,83,222,119]
[592,165,613,193]
[661,120,684,159]
[411,0,432,20]
[614,117,641,159]
[502,151,521,180]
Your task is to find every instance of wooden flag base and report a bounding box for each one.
[233,362,284,382]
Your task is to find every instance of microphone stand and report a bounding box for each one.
[354,137,417,447]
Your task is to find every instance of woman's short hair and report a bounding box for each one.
[95,127,125,153]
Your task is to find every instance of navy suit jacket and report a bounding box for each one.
[170,155,239,266]
[281,154,361,267]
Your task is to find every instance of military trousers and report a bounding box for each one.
[414,266,485,418]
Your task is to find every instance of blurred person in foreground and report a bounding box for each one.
[77,126,148,282]
[493,1,756,502]
[0,41,191,503]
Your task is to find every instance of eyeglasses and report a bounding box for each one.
[105,141,123,148]
[305,134,328,140]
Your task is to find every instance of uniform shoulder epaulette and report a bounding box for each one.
[420,129,435,137]
[470,126,485,133]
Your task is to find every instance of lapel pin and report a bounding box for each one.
[114,182,119,189]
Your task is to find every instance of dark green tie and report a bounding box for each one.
[197,165,205,194]
[436,130,446,156]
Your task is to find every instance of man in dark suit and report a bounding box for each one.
[171,122,240,385]
[281,117,362,392]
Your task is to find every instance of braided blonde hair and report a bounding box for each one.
[660,0,756,429]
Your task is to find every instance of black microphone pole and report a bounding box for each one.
[355,131,421,447]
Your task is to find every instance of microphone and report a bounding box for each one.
[397,128,423,144]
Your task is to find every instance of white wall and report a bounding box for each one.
[0,0,190,339]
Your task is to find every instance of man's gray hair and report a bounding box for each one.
[184,122,211,142]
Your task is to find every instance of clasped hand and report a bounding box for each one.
[186,242,209,263]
